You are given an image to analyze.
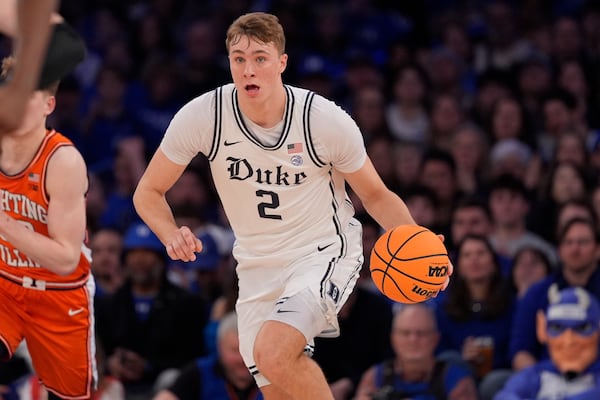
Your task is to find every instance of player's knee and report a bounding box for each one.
[254,322,301,380]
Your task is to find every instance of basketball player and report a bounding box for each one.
[0,0,60,131]
[0,32,93,400]
[133,12,451,399]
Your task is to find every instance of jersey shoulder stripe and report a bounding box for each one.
[302,91,325,167]
[207,86,223,162]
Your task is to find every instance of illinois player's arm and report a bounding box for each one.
[133,149,202,262]
[0,0,60,131]
[0,146,87,275]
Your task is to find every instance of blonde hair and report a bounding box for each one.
[226,12,286,55]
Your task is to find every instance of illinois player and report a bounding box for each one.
[0,28,91,400]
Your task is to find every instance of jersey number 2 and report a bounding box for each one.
[256,190,282,220]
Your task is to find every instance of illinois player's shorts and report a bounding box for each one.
[0,273,96,399]
[235,219,363,387]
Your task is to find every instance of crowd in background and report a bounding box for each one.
[2,0,600,399]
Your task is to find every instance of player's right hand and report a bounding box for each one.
[165,226,202,262]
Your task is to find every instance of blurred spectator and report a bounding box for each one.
[552,130,591,170]
[557,59,597,130]
[354,304,478,400]
[554,199,598,242]
[538,88,579,163]
[514,55,553,130]
[487,138,536,185]
[449,196,494,254]
[477,1,531,71]
[314,285,394,400]
[367,135,399,191]
[133,56,184,154]
[427,93,465,152]
[99,137,146,232]
[350,84,391,145]
[495,286,600,399]
[403,185,439,231]
[510,245,554,299]
[552,16,585,62]
[90,228,124,297]
[530,161,591,244]
[95,223,207,399]
[153,312,262,400]
[510,217,600,371]
[385,64,430,144]
[449,122,489,196]
[86,172,108,234]
[177,18,230,102]
[487,96,535,149]
[81,66,138,180]
[487,173,557,268]
[170,231,225,308]
[471,68,512,129]
[418,148,461,238]
[433,234,515,393]
[392,140,424,193]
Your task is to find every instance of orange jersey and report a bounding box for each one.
[0,129,91,284]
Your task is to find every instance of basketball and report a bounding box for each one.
[370,225,450,303]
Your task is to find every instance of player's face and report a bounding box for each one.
[10,91,54,136]
[228,35,288,101]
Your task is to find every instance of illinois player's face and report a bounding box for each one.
[11,90,55,136]
[228,35,287,101]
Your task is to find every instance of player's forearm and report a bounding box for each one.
[10,0,58,91]
[362,189,416,231]
[133,184,179,245]
[0,212,81,275]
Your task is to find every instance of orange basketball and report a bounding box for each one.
[370,225,449,303]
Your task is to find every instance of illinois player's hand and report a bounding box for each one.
[437,234,453,291]
[165,226,202,262]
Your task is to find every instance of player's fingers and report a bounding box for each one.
[441,276,450,291]
[437,234,445,243]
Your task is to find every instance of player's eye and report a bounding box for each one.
[256,56,266,63]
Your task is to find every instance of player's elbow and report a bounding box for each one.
[50,250,81,276]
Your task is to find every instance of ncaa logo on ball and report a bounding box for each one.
[428,265,448,277]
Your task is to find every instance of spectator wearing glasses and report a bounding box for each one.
[354,304,477,400]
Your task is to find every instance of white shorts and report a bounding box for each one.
[235,219,363,387]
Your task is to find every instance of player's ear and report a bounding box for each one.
[536,310,548,344]
[45,95,56,116]
[279,53,288,74]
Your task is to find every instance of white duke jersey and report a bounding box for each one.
[161,84,367,262]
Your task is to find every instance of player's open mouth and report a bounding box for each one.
[245,84,260,95]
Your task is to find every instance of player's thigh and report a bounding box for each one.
[0,279,26,359]
[25,283,95,398]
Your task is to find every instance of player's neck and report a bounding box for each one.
[239,85,286,128]
[0,126,48,174]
